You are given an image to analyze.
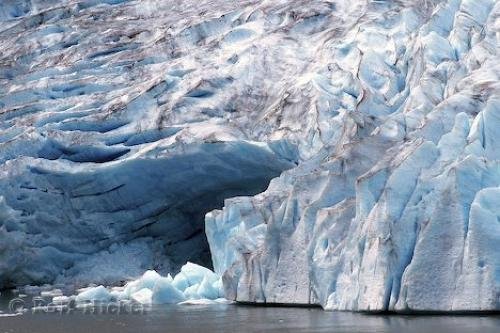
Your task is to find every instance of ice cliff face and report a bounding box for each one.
[203,0,500,312]
[1,0,499,312]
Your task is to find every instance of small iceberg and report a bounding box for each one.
[74,262,225,305]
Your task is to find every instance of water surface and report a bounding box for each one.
[0,300,498,333]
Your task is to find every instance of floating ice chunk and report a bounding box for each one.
[52,295,72,303]
[178,262,218,286]
[0,313,23,317]
[123,270,162,297]
[40,289,63,297]
[182,276,221,300]
[71,265,225,305]
[75,285,111,303]
[136,270,162,289]
[123,281,140,297]
[111,286,125,292]
[172,272,190,291]
[172,262,218,293]
[179,299,214,305]
[179,298,234,305]
[151,277,186,304]
[197,276,220,300]
[109,290,127,300]
[183,283,201,300]
[131,288,153,304]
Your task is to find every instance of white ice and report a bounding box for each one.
[74,263,223,305]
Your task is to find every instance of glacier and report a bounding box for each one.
[1,0,500,312]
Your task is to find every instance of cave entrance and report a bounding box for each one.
[47,140,298,283]
[121,141,298,273]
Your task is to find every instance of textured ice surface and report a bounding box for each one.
[74,262,222,304]
[0,0,499,312]
[0,0,299,287]
[75,285,111,303]
[203,0,500,312]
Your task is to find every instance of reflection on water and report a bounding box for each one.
[0,291,498,333]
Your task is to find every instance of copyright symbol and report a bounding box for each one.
[9,298,25,313]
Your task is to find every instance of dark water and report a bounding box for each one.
[0,304,499,333]
[0,292,498,333]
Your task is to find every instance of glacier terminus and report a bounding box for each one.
[0,0,499,312]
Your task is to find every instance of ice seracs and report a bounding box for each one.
[205,0,500,312]
[0,0,499,312]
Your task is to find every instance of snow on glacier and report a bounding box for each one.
[0,0,499,312]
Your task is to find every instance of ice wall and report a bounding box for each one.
[1,0,499,312]
[205,0,500,312]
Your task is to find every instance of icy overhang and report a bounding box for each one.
[0,138,297,288]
